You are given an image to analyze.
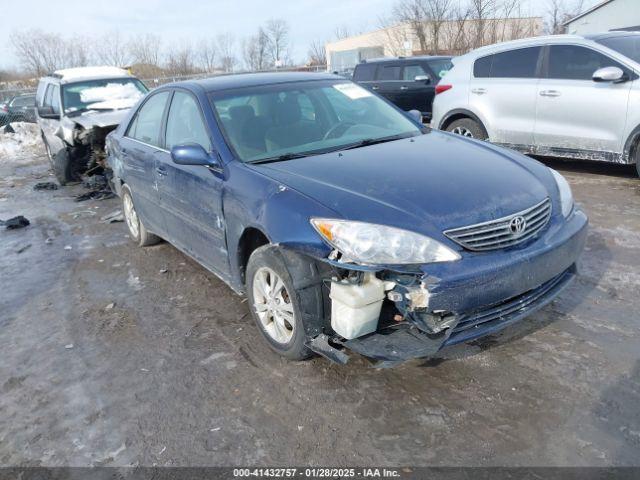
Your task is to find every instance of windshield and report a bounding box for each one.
[62,78,148,115]
[209,80,422,163]
[596,36,640,64]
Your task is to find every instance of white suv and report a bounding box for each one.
[431,32,640,176]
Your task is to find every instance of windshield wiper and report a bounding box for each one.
[339,133,416,151]
[249,152,313,164]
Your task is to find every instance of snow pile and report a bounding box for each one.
[80,82,143,104]
[0,122,44,165]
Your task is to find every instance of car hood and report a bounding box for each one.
[251,131,554,237]
[71,108,131,129]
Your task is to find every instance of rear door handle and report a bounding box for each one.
[471,88,487,95]
[400,85,409,90]
[371,85,379,91]
[540,90,561,97]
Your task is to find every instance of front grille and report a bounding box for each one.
[444,198,551,251]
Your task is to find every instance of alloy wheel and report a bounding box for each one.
[451,126,474,137]
[252,267,295,344]
[123,193,140,239]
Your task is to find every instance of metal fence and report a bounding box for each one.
[1,65,328,129]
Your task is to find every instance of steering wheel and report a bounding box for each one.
[323,122,355,140]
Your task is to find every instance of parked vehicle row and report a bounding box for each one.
[0,93,36,127]
[432,31,640,177]
[105,72,588,366]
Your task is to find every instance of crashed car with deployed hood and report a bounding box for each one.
[36,66,148,185]
[107,72,588,366]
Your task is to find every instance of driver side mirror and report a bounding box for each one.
[414,75,431,84]
[171,144,220,168]
[38,106,58,119]
[593,66,627,83]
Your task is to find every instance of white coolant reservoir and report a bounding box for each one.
[330,273,389,340]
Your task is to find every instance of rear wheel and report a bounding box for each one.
[122,185,160,247]
[446,118,488,140]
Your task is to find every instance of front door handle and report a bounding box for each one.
[156,166,167,177]
[400,85,409,90]
[540,90,561,97]
[371,85,379,91]
[471,88,487,95]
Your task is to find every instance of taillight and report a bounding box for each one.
[435,84,452,95]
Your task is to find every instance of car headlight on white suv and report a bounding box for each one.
[310,218,461,265]
[550,169,574,218]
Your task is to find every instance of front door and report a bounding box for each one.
[156,90,229,276]
[398,63,433,113]
[534,44,632,158]
[374,63,403,106]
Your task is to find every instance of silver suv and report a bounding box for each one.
[431,32,640,176]
[36,66,148,184]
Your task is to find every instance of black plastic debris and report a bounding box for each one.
[33,182,59,191]
[3,124,15,134]
[0,215,30,230]
[74,190,115,202]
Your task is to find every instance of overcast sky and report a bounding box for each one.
[0,0,599,70]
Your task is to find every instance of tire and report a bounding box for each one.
[245,245,326,361]
[122,184,161,247]
[446,118,488,140]
[49,146,76,186]
[635,144,640,178]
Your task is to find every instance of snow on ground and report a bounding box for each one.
[0,122,45,165]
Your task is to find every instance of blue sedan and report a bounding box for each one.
[106,72,588,366]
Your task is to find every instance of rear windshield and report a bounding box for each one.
[427,58,453,79]
[596,36,640,64]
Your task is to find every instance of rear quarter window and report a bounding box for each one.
[474,47,541,78]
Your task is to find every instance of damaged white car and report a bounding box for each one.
[35,66,148,185]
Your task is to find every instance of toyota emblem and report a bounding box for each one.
[509,216,527,236]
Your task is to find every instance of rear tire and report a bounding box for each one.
[246,245,326,361]
[446,118,488,140]
[47,144,76,186]
[122,184,161,247]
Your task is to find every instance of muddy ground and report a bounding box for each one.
[1,143,639,467]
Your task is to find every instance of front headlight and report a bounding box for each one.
[550,169,574,217]
[310,218,460,265]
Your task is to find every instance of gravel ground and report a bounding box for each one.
[0,142,639,467]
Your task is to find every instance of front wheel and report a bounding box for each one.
[246,245,325,360]
[446,118,488,140]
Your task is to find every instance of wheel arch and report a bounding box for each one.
[623,124,640,165]
[237,226,271,285]
[438,108,487,133]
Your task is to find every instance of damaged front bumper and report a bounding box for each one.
[309,208,588,366]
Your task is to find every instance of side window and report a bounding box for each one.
[402,64,428,81]
[126,91,170,147]
[474,56,492,77]
[43,84,54,108]
[547,45,625,81]
[377,65,401,81]
[165,91,211,151]
[297,93,316,121]
[353,64,376,81]
[50,85,60,115]
[490,47,541,78]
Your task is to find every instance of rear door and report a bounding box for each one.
[120,90,171,235]
[468,46,542,147]
[156,89,229,276]
[352,63,377,92]
[534,44,632,157]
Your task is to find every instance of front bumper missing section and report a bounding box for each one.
[317,266,576,367]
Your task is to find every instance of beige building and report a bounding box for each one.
[326,17,543,73]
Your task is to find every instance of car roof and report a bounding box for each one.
[45,66,134,84]
[462,34,589,58]
[586,31,640,41]
[359,55,452,65]
[167,72,341,93]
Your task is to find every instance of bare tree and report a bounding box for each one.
[545,0,585,34]
[307,39,327,66]
[198,38,217,73]
[265,18,290,67]
[243,28,269,71]
[217,33,237,73]
[334,25,351,40]
[94,31,130,66]
[129,34,162,66]
[165,41,198,75]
